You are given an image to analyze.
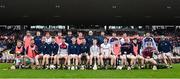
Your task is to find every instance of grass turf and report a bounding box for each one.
[0,63,180,78]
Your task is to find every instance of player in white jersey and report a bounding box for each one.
[45,32,52,44]
[57,38,68,68]
[101,38,116,68]
[90,39,100,69]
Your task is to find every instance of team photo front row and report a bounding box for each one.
[1,31,177,70]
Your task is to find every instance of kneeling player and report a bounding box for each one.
[158,36,173,68]
[142,42,158,70]
[111,40,121,69]
[25,39,38,69]
[132,38,144,69]
[90,39,100,69]
[67,37,80,70]
[101,38,116,68]
[10,40,25,68]
[57,38,68,68]
[79,39,90,69]
[121,38,136,70]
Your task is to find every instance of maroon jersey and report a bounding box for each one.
[142,47,156,58]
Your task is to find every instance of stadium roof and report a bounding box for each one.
[0,0,180,25]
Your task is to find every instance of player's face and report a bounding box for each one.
[104,39,108,43]
[161,36,165,40]
[93,40,97,45]
[89,31,93,35]
[72,37,76,43]
[123,33,127,37]
[147,43,152,47]
[17,42,22,47]
[52,39,55,43]
[112,33,116,37]
[124,39,129,43]
[42,37,46,42]
[133,39,137,43]
[83,39,86,44]
[146,33,150,37]
[78,33,83,37]
[46,33,50,37]
[31,40,35,45]
[27,32,31,36]
[62,39,65,43]
[68,31,72,35]
[36,32,41,36]
[58,32,62,36]
[101,32,105,36]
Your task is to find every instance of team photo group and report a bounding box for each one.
[1,30,178,71]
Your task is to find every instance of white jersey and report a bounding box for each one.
[90,45,100,56]
[45,37,52,44]
[58,43,68,55]
[101,43,111,56]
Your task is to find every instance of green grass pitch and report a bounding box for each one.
[0,63,180,78]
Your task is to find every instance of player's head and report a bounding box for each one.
[41,36,46,42]
[45,32,50,37]
[123,33,127,37]
[104,37,108,43]
[82,39,86,44]
[78,32,83,37]
[26,31,31,36]
[132,38,138,44]
[147,42,152,47]
[62,38,66,43]
[100,31,105,36]
[51,37,56,43]
[36,31,41,36]
[16,40,22,47]
[89,31,93,36]
[71,37,77,43]
[93,39,97,45]
[112,32,116,37]
[30,39,35,45]
[146,32,151,37]
[57,32,62,36]
[161,35,165,40]
[67,31,72,36]
[124,38,129,43]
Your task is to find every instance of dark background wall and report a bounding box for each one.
[0,0,180,25]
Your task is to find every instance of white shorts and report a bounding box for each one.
[127,54,136,59]
[163,52,172,57]
[136,55,144,59]
[59,54,68,58]
[121,54,135,59]
[69,54,78,58]
[102,50,110,57]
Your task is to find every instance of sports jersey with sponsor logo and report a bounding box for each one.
[158,40,173,53]
[121,43,134,55]
[90,45,100,56]
[58,43,68,55]
[50,42,59,55]
[142,47,156,58]
[101,43,111,56]
[80,43,90,54]
[68,43,80,55]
